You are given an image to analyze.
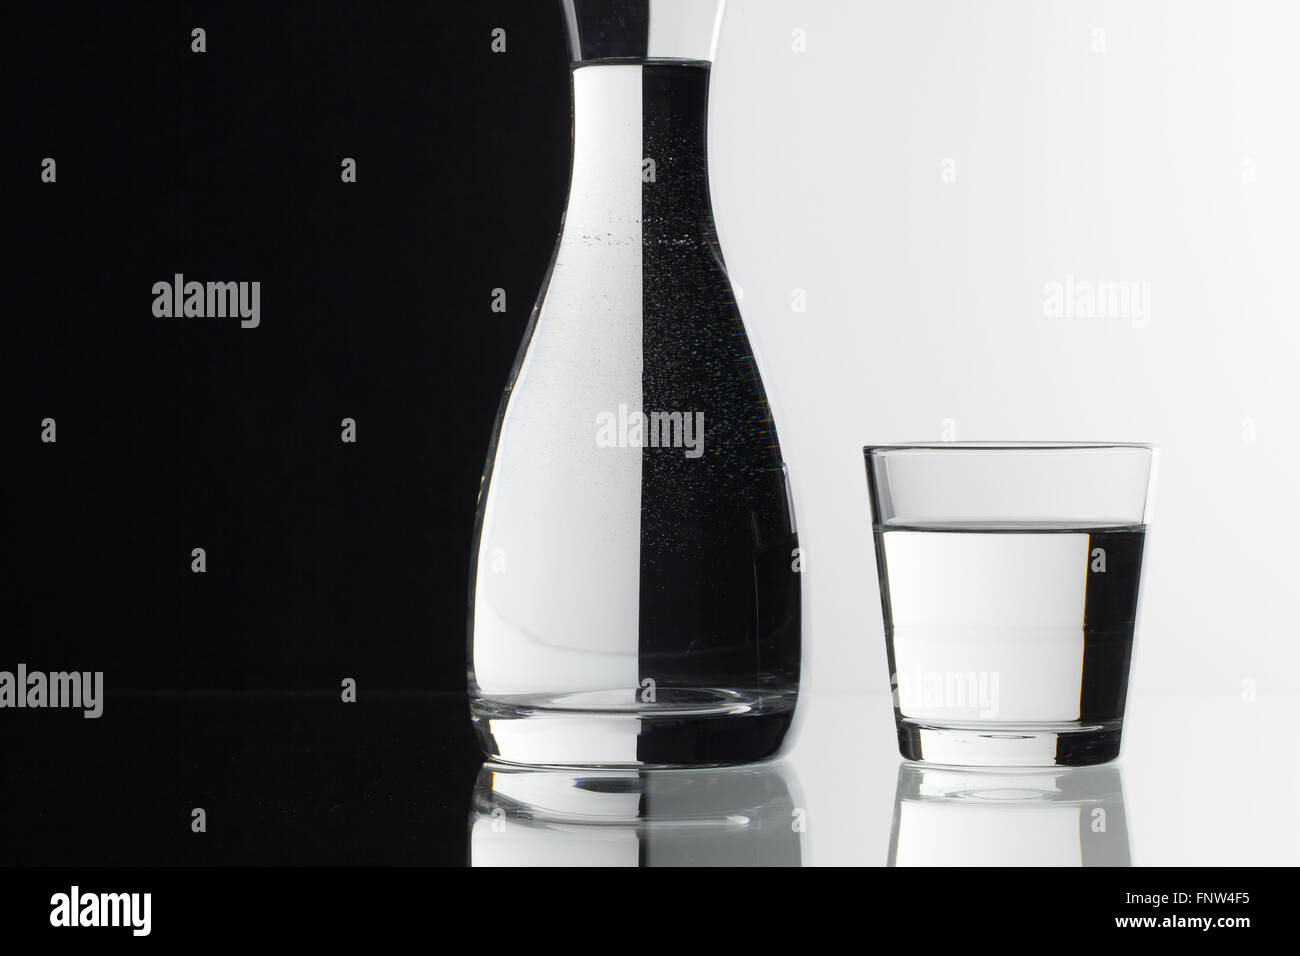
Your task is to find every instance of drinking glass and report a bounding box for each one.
[864,443,1155,766]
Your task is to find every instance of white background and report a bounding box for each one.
[703,0,1299,864]
[709,0,1300,697]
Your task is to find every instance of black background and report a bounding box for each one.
[4,1,569,864]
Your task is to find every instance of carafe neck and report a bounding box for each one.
[567,61,716,235]
[562,0,726,66]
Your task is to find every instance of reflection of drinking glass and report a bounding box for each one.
[889,763,1130,866]
[469,761,802,866]
[864,443,1155,766]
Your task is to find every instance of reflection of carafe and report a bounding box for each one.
[468,0,801,767]
[888,764,1131,866]
[470,762,803,866]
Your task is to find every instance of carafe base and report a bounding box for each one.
[470,688,797,768]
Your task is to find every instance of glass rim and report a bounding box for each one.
[865,441,1155,456]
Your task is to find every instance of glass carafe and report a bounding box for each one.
[469,0,800,767]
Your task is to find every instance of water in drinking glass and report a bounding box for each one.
[876,521,1144,764]
[864,444,1155,766]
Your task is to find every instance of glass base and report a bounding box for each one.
[897,718,1122,767]
[471,688,796,768]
